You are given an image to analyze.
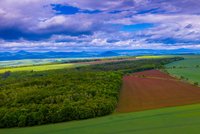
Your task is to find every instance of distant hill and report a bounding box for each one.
[113,49,200,56]
[0,49,200,61]
[0,51,96,61]
[99,51,120,57]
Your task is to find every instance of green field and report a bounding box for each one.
[166,55,200,84]
[0,59,68,68]
[1,103,200,134]
[0,58,99,68]
[0,56,171,74]
[136,55,171,59]
[0,63,85,73]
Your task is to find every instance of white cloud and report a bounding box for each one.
[1,0,200,51]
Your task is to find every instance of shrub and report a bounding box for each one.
[194,82,199,86]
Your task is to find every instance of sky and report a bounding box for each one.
[1,0,200,52]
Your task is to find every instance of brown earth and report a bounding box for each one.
[116,70,200,113]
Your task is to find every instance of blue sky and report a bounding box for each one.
[0,0,200,51]
[121,23,154,32]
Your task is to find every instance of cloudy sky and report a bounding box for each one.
[1,0,200,51]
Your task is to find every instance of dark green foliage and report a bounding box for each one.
[180,76,185,79]
[80,57,183,73]
[0,71,122,128]
[0,57,182,128]
[194,82,199,86]
[2,71,11,79]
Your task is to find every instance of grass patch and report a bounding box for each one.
[166,55,200,84]
[0,63,85,73]
[136,55,171,59]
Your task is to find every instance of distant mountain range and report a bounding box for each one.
[113,48,200,56]
[0,49,200,61]
[0,50,120,61]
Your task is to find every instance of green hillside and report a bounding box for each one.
[166,55,200,84]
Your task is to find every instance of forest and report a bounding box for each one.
[0,57,183,128]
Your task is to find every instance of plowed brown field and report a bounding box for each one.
[116,70,200,113]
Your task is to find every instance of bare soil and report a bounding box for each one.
[116,70,200,113]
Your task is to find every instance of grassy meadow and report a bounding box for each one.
[0,55,171,74]
[0,58,98,68]
[0,59,65,68]
[166,55,200,84]
[0,63,85,73]
[1,103,200,134]
[136,55,171,59]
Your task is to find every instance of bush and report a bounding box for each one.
[194,82,199,86]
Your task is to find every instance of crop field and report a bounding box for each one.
[0,57,135,68]
[2,103,200,134]
[0,63,83,73]
[116,70,200,113]
[0,59,49,68]
[166,55,200,84]
[0,56,169,74]
[0,58,72,68]
[0,58,100,68]
[136,55,171,59]
[0,57,139,74]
